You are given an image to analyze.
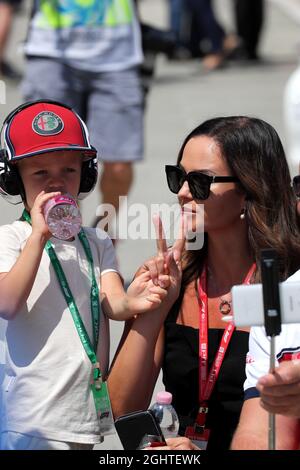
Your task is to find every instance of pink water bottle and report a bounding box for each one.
[43,194,82,240]
[150,391,179,439]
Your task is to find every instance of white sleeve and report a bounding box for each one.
[100,235,119,276]
[244,326,270,399]
[0,318,7,364]
[0,225,21,273]
[0,226,18,368]
[83,227,119,276]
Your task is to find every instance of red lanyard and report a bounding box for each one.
[196,263,256,424]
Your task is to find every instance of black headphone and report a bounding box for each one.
[0,99,98,204]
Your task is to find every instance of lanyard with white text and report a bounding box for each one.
[21,210,112,425]
[196,262,256,430]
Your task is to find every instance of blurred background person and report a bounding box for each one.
[168,0,184,49]
[167,0,191,59]
[232,0,265,62]
[167,0,239,70]
[186,0,227,70]
[21,0,144,234]
[0,0,22,79]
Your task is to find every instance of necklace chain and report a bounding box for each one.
[207,267,232,315]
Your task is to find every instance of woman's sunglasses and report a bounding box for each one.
[165,165,240,200]
[293,175,300,198]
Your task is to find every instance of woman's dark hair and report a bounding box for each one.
[177,116,300,288]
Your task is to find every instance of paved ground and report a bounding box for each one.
[1,0,300,449]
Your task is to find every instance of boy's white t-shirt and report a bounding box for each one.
[0,220,118,444]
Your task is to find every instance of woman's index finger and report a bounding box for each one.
[152,214,168,255]
[172,214,186,261]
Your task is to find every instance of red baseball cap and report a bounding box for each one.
[2,101,97,162]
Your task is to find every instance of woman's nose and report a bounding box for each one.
[177,180,193,200]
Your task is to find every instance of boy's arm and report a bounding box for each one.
[0,190,60,320]
[231,397,300,449]
[100,271,128,320]
[100,271,167,320]
[0,231,47,320]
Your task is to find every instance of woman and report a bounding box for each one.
[108,116,300,450]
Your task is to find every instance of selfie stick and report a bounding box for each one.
[260,249,282,450]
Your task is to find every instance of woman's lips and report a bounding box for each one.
[182,207,197,214]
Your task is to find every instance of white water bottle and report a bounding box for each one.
[43,194,82,240]
[150,391,179,439]
[283,53,300,178]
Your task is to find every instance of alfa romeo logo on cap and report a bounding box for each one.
[32,111,64,136]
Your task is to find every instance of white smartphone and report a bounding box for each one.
[232,281,300,327]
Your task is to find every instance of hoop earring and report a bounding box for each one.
[240,208,246,220]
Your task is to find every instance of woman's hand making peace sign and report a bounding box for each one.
[133,214,186,307]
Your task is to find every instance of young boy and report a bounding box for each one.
[0,100,167,450]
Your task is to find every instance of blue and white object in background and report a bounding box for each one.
[283,50,300,178]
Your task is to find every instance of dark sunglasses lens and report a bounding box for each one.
[293,175,300,198]
[166,166,184,194]
[188,173,211,200]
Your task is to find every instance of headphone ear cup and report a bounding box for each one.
[0,150,7,196]
[0,151,24,199]
[6,166,23,197]
[79,159,98,197]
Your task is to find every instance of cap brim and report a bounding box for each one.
[10,144,97,162]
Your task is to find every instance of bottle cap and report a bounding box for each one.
[156,391,172,404]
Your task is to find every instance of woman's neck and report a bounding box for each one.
[206,226,254,287]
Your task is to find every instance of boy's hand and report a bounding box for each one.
[127,271,168,313]
[30,190,61,240]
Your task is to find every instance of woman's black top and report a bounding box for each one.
[162,301,249,451]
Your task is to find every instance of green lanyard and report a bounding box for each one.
[22,209,103,389]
